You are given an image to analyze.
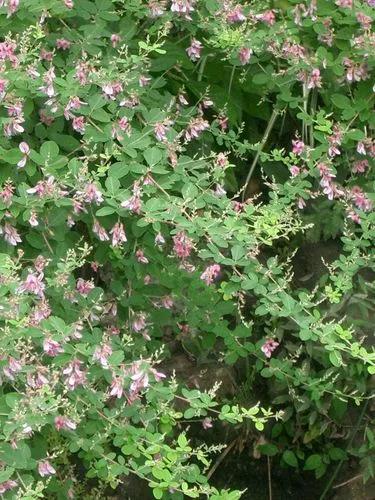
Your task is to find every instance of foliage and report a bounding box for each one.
[0,0,374,498]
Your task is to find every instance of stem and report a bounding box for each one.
[267,456,273,500]
[228,65,236,96]
[319,399,369,500]
[198,55,208,82]
[242,108,279,201]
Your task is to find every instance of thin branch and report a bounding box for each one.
[242,108,279,201]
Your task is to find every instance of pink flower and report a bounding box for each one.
[171,0,196,20]
[290,165,300,177]
[202,417,213,429]
[72,116,86,133]
[81,182,103,204]
[93,220,109,241]
[335,0,352,7]
[29,300,51,325]
[17,141,30,168]
[186,39,202,61]
[350,186,373,211]
[185,117,209,141]
[148,1,166,17]
[111,34,121,47]
[110,377,124,398]
[155,232,165,245]
[216,153,229,168]
[136,249,149,264]
[154,122,170,142]
[7,0,19,16]
[200,264,221,285]
[161,296,174,309]
[292,139,305,155]
[27,368,49,389]
[352,159,368,174]
[56,39,71,50]
[43,338,63,357]
[76,278,94,296]
[261,338,279,358]
[38,460,56,477]
[0,182,14,206]
[132,312,148,332]
[257,10,276,25]
[343,58,369,83]
[347,210,361,224]
[139,75,151,87]
[238,47,252,65]
[1,223,21,246]
[356,12,372,30]
[40,49,53,61]
[18,273,45,297]
[307,68,322,89]
[63,359,87,390]
[173,231,193,259]
[3,357,22,380]
[64,96,86,119]
[226,5,246,23]
[297,197,306,209]
[0,480,17,494]
[130,369,149,395]
[121,194,142,213]
[54,416,76,431]
[64,0,74,8]
[110,222,127,247]
[93,344,113,368]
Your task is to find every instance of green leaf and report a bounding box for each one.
[283,450,298,468]
[331,94,351,110]
[144,147,163,166]
[96,206,116,217]
[182,182,198,200]
[177,434,188,448]
[328,447,346,461]
[153,488,163,499]
[304,454,322,470]
[258,443,278,456]
[0,467,15,483]
[231,245,245,261]
[40,141,59,159]
[329,351,342,368]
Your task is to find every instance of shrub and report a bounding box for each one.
[0,0,374,498]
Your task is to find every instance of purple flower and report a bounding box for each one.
[0,480,17,494]
[38,460,56,477]
[55,416,76,431]
[186,39,202,61]
[261,339,280,358]
[292,139,305,155]
[43,338,64,357]
[200,264,221,285]
[1,223,21,246]
[171,0,196,20]
[110,222,127,247]
[18,272,45,297]
[238,47,252,65]
[63,360,87,390]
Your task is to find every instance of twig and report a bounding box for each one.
[319,399,369,500]
[333,473,363,489]
[228,65,236,96]
[207,439,237,480]
[267,456,273,500]
[242,108,279,201]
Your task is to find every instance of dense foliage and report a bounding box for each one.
[0,0,374,498]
